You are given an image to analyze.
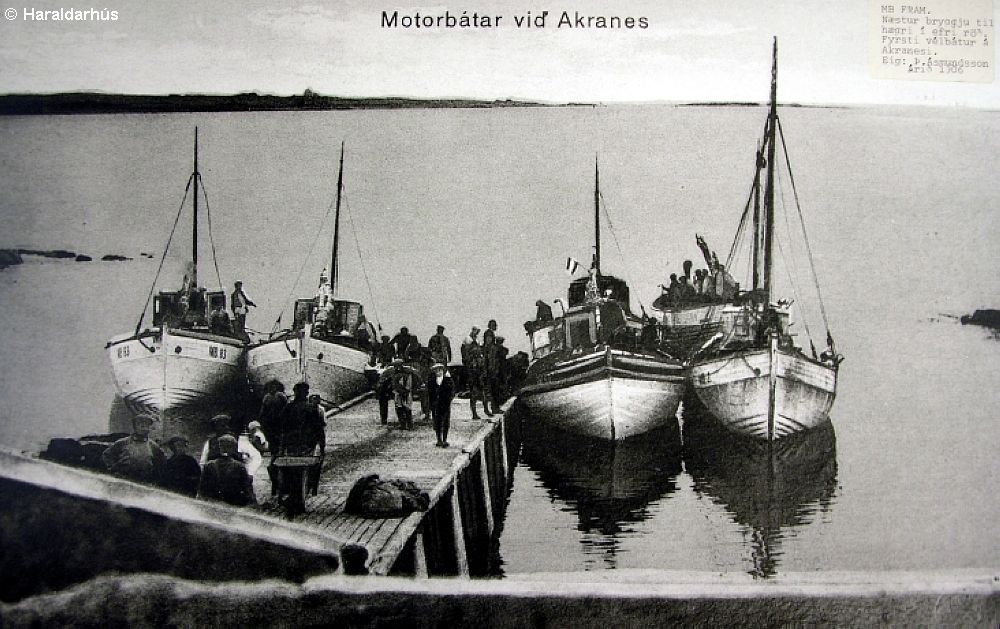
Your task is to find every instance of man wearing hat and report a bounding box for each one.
[428,325,452,365]
[159,435,201,497]
[197,434,256,507]
[427,363,455,447]
[230,280,256,342]
[101,413,166,483]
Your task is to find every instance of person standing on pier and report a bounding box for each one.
[428,363,455,447]
[101,413,166,483]
[486,336,509,412]
[230,281,256,342]
[465,340,490,419]
[159,436,201,497]
[392,359,417,430]
[376,334,394,366]
[460,326,481,392]
[390,326,413,359]
[428,325,452,365]
[197,434,256,507]
[279,383,327,457]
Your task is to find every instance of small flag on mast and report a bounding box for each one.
[565,257,581,276]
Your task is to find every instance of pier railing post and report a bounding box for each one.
[478,447,494,536]
[449,479,469,577]
[413,525,428,579]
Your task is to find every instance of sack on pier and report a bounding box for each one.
[345,473,430,518]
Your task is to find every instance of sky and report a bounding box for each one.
[0,0,997,107]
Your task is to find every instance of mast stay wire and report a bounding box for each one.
[135,174,193,337]
[597,189,644,309]
[270,183,338,335]
[341,186,383,332]
[197,174,225,292]
[777,117,832,338]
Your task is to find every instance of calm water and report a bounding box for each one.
[0,106,998,576]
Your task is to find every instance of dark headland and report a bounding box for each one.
[0,91,562,115]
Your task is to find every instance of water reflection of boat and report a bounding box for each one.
[521,417,682,565]
[683,403,838,578]
[519,160,685,441]
[105,129,247,439]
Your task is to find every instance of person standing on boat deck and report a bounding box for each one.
[230,281,256,342]
[197,434,256,507]
[428,325,452,365]
[101,413,166,483]
[158,436,201,497]
[209,303,232,336]
[428,363,455,447]
[460,326,481,392]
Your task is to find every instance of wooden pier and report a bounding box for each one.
[250,393,520,577]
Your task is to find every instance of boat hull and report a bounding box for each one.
[247,334,370,405]
[107,328,247,439]
[519,348,685,441]
[689,347,837,440]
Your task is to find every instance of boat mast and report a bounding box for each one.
[762,38,778,302]
[752,148,762,291]
[192,127,199,287]
[593,155,601,275]
[331,141,345,296]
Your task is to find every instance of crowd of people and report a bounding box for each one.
[660,235,738,307]
[372,320,517,448]
[101,318,523,509]
[101,382,326,510]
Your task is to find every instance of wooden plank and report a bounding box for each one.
[450,480,469,577]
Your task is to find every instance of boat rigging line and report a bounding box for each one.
[197,174,226,292]
[134,175,193,338]
[342,188,383,333]
[596,188,643,311]
[269,181,338,336]
[777,116,834,343]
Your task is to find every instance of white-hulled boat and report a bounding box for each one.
[689,39,843,441]
[246,142,375,405]
[518,160,686,441]
[106,128,247,434]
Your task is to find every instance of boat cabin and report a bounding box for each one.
[526,301,646,360]
[293,297,369,347]
[567,274,631,312]
[153,289,227,330]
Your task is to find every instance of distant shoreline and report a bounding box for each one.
[0,92,566,115]
[0,93,841,115]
